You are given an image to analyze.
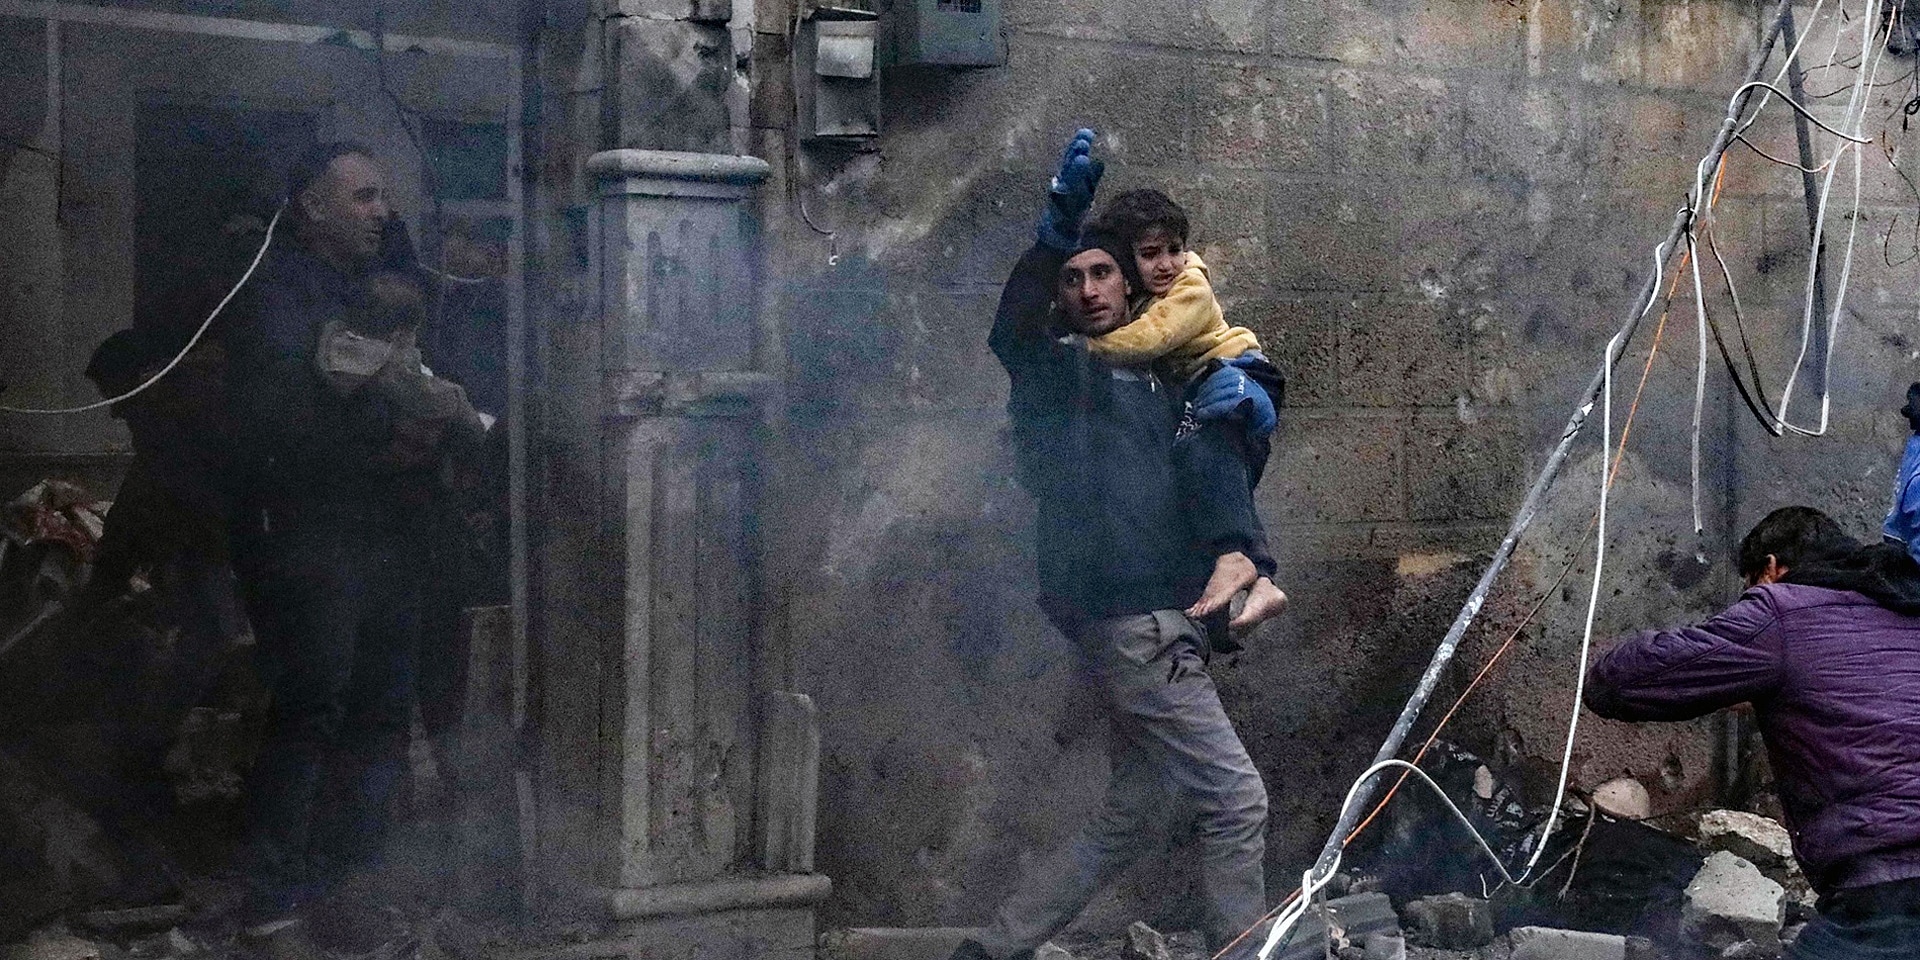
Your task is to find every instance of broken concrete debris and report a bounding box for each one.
[1697,810,1795,870]
[1399,893,1494,949]
[1590,777,1652,821]
[1355,931,1405,960]
[0,931,101,960]
[1034,943,1077,960]
[1121,921,1172,960]
[73,904,189,937]
[1682,851,1785,956]
[1508,926,1626,960]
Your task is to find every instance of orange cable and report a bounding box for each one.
[1340,250,1687,845]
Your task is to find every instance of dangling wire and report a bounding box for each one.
[1,203,283,416]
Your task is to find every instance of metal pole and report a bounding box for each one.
[1298,0,1800,892]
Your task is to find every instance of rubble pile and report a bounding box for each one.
[0,479,523,960]
[1026,797,1816,960]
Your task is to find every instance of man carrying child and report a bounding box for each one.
[953,130,1285,960]
[221,142,489,928]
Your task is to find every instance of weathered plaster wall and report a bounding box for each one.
[714,0,1920,932]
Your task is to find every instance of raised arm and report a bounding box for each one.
[1085,256,1222,366]
[988,245,1071,371]
[1584,589,1785,722]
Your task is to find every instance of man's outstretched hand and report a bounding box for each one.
[1036,128,1105,250]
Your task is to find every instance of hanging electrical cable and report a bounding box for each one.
[0,203,283,416]
[1246,1,1829,953]
[1778,0,1890,436]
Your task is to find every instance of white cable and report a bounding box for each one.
[1777,0,1884,435]
[1254,759,1541,960]
[1516,331,1618,883]
[1723,81,1876,144]
[1733,0,1831,140]
[1687,228,1710,535]
[1,204,283,416]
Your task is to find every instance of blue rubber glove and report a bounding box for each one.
[1035,129,1105,250]
[1193,360,1278,439]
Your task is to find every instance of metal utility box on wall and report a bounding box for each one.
[888,0,1005,67]
[795,8,881,141]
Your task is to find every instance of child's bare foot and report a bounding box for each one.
[1189,551,1258,618]
[1229,577,1288,633]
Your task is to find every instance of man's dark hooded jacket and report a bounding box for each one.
[1585,546,1920,894]
[223,241,433,529]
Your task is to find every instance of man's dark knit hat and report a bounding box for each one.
[1072,226,1141,291]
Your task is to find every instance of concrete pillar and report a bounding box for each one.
[602,1,734,154]
[539,148,824,958]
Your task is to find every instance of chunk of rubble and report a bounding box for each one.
[1399,893,1493,949]
[1698,811,1794,869]
[1123,922,1172,960]
[1508,926,1626,960]
[1592,777,1652,820]
[1,931,104,960]
[74,904,189,936]
[1357,931,1404,960]
[1034,943,1076,960]
[1682,851,1784,955]
[1274,893,1398,960]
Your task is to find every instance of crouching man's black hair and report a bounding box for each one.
[1738,506,1859,580]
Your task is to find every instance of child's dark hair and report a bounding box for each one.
[360,270,427,335]
[1090,189,1190,247]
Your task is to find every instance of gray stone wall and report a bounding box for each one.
[723,0,1920,932]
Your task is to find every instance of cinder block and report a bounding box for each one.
[1329,69,1465,182]
[1403,412,1526,522]
[1186,63,1331,174]
[1578,91,1699,198]
[1014,40,1194,169]
[1640,2,1763,91]
[1462,83,1584,186]
[1266,411,1404,523]
[1010,0,1265,52]
[1336,295,1474,408]
[1509,926,1626,960]
[1268,189,1386,292]
[1245,294,1339,409]
[1519,0,1643,85]
[1183,168,1282,304]
[1271,0,1522,71]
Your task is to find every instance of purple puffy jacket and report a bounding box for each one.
[1586,582,1920,893]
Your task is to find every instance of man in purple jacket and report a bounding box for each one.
[1586,506,1920,959]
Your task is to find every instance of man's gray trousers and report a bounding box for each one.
[980,610,1269,956]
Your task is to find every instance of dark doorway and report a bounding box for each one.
[132,101,314,340]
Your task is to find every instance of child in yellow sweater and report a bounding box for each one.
[1086,190,1286,638]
